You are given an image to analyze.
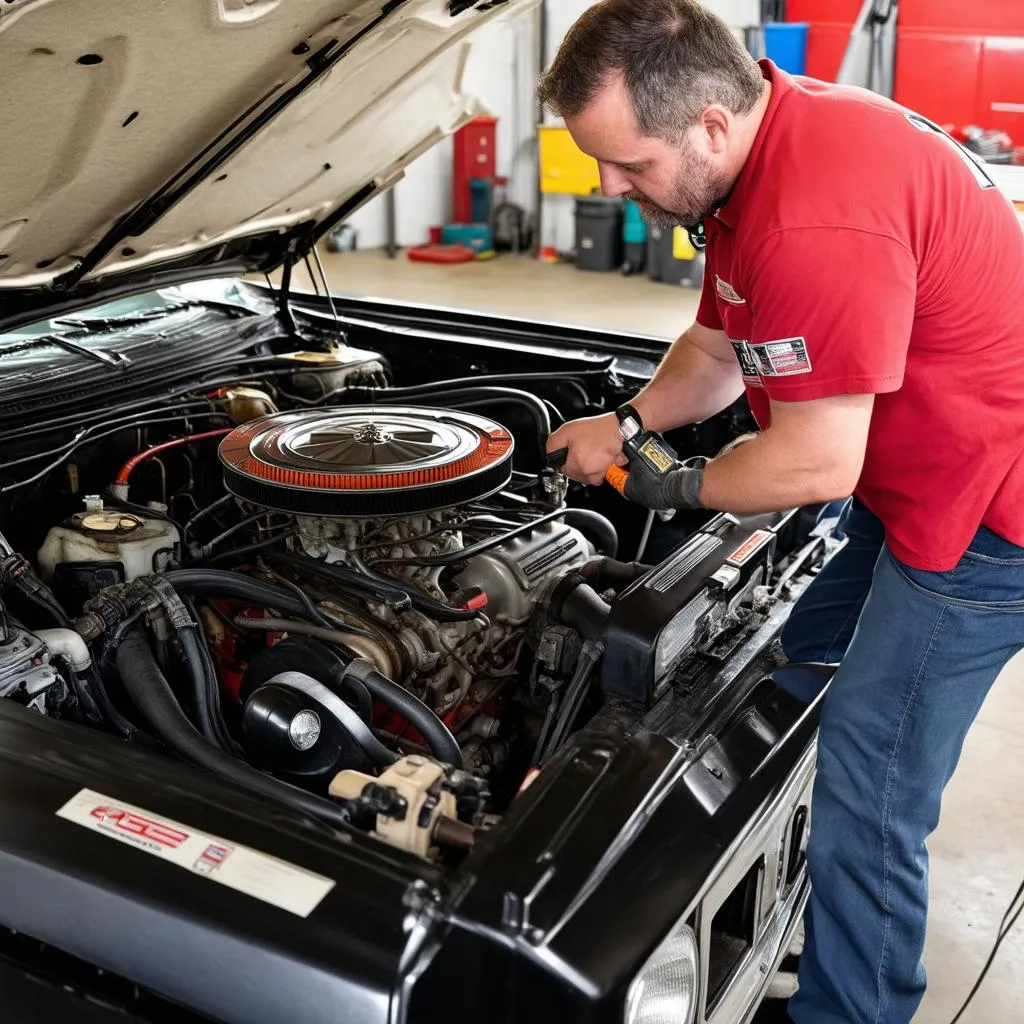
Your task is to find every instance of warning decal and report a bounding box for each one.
[725,530,773,567]
[750,338,813,377]
[56,789,335,918]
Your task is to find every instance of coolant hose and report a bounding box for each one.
[116,627,351,829]
[562,508,618,559]
[342,658,463,768]
[163,569,316,620]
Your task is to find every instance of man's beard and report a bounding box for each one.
[624,148,729,229]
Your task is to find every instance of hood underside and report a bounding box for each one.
[0,0,531,297]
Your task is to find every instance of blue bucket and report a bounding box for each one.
[763,22,808,76]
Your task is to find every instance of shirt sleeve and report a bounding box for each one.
[744,227,917,400]
[695,246,723,331]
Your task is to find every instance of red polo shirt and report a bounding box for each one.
[697,60,1024,571]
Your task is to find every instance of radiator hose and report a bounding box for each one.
[341,658,463,768]
[116,626,351,830]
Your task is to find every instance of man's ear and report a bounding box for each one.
[700,105,732,153]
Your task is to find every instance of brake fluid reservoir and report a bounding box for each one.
[37,498,180,583]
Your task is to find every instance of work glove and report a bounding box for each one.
[624,454,708,512]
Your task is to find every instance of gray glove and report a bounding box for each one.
[623,454,708,511]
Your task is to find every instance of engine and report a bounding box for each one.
[0,320,827,864]
[214,406,595,774]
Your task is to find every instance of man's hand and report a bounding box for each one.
[545,412,626,486]
[623,455,708,511]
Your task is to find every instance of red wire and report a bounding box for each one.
[114,428,234,484]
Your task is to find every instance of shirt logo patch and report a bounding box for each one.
[730,338,812,383]
[754,337,812,376]
[715,275,746,305]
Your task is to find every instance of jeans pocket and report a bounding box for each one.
[889,548,1024,611]
[962,526,1024,567]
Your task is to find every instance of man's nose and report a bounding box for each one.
[598,164,630,197]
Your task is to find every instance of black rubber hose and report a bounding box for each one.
[328,370,600,407]
[205,530,293,566]
[579,557,653,592]
[180,594,237,754]
[371,508,570,568]
[179,627,221,746]
[116,627,350,830]
[163,569,317,620]
[271,552,478,623]
[343,659,463,768]
[562,508,618,559]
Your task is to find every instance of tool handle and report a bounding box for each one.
[545,447,569,470]
[605,464,629,496]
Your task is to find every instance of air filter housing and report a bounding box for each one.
[219,406,515,517]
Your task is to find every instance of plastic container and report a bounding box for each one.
[38,506,180,583]
[441,223,493,254]
[574,196,623,272]
[763,23,809,75]
[469,178,493,224]
[646,226,705,287]
[621,201,648,275]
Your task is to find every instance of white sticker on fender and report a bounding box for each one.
[55,789,335,918]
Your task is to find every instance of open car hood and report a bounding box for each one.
[0,0,531,313]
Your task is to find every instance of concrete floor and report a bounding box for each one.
[307,249,1022,1022]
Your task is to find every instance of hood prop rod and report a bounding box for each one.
[276,240,299,336]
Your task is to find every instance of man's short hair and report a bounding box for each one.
[537,0,765,142]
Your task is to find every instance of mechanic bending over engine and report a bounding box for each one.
[539,3,1024,1023]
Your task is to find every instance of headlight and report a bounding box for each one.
[624,923,699,1024]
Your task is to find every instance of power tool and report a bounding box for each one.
[545,402,682,496]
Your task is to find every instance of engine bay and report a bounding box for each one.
[0,285,829,865]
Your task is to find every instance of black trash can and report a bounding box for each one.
[574,196,623,271]
[646,225,705,287]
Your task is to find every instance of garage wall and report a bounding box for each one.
[343,0,766,254]
[344,8,541,251]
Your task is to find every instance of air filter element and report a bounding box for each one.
[219,406,515,517]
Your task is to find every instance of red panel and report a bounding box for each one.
[786,0,862,23]
[978,38,1024,135]
[900,0,1024,35]
[805,24,856,82]
[895,34,984,130]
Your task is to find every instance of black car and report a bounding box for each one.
[0,2,842,1021]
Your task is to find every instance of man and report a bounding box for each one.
[538,2,1024,1022]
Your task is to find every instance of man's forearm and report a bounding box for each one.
[698,425,860,514]
[630,325,745,433]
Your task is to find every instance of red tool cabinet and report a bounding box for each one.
[786,0,1024,137]
[452,116,497,224]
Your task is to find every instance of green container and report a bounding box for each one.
[623,200,647,246]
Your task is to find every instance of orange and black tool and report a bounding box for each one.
[544,403,680,497]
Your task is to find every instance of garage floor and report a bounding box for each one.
[303,249,1023,1023]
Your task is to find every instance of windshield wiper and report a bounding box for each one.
[45,333,131,368]
[0,331,132,369]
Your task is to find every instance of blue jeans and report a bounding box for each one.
[779,499,1024,1024]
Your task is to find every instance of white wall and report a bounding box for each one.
[345,7,541,251]
[344,0,764,253]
